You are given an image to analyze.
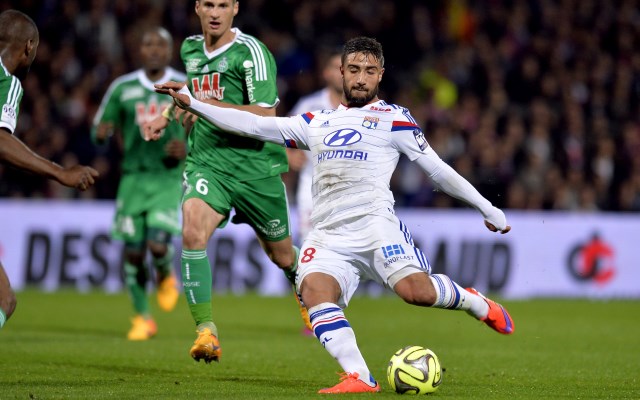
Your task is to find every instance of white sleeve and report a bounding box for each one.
[181,86,311,150]
[415,146,508,230]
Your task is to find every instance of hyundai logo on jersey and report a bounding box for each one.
[323,129,363,147]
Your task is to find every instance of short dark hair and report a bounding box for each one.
[0,10,38,45]
[342,37,384,68]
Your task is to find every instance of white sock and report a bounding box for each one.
[308,302,376,386]
[429,274,489,319]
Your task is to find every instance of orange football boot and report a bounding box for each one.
[465,287,515,335]
[127,316,157,341]
[190,328,222,363]
[318,372,381,394]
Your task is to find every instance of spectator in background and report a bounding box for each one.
[1,0,640,213]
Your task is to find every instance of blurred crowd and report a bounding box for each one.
[1,0,639,212]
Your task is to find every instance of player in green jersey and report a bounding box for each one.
[0,10,99,330]
[144,0,310,363]
[92,27,186,341]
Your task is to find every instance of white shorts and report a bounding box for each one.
[296,209,431,308]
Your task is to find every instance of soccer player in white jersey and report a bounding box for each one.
[149,37,515,394]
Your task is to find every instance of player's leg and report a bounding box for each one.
[232,176,311,330]
[182,197,224,362]
[377,212,514,335]
[122,243,158,340]
[147,232,178,313]
[258,237,311,330]
[144,174,183,313]
[0,261,17,329]
[298,247,380,394]
[392,272,514,334]
[113,175,157,339]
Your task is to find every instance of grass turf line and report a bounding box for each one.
[1,290,639,399]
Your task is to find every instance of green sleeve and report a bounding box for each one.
[91,81,122,144]
[243,42,279,107]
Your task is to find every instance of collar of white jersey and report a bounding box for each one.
[203,28,241,59]
[137,68,176,92]
[336,100,386,111]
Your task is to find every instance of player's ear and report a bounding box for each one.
[378,67,385,83]
[195,1,200,16]
[24,39,36,62]
[233,0,239,17]
[25,40,33,56]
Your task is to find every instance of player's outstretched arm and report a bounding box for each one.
[0,129,99,191]
[415,147,511,234]
[153,81,287,145]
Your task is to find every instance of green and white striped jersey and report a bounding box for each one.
[92,67,187,175]
[181,28,287,181]
[0,57,23,134]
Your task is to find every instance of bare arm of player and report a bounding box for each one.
[414,147,511,234]
[0,128,99,191]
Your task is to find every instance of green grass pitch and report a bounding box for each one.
[1,290,639,399]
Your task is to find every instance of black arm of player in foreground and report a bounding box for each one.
[152,81,510,233]
[0,128,99,190]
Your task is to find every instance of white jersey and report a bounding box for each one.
[280,100,427,229]
[288,88,336,239]
[184,85,509,232]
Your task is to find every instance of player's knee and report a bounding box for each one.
[147,241,167,258]
[124,250,145,266]
[182,224,208,249]
[300,273,341,308]
[395,279,437,306]
[270,252,292,269]
[1,289,17,320]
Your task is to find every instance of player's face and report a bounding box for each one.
[140,31,171,72]
[341,52,384,107]
[323,54,343,94]
[195,0,238,39]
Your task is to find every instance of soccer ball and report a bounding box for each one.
[387,345,442,395]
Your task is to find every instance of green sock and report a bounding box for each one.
[0,308,6,329]
[124,262,150,316]
[181,249,212,326]
[153,244,174,281]
[283,246,300,285]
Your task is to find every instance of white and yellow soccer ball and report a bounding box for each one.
[387,345,442,395]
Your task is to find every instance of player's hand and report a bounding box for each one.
[58,165,100,191]
[483,206,511,234]
[175,107,198,134]
[94,123,113,143]
[143,115,169,142]
[155,81,191,109]
[165,139,187,160]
